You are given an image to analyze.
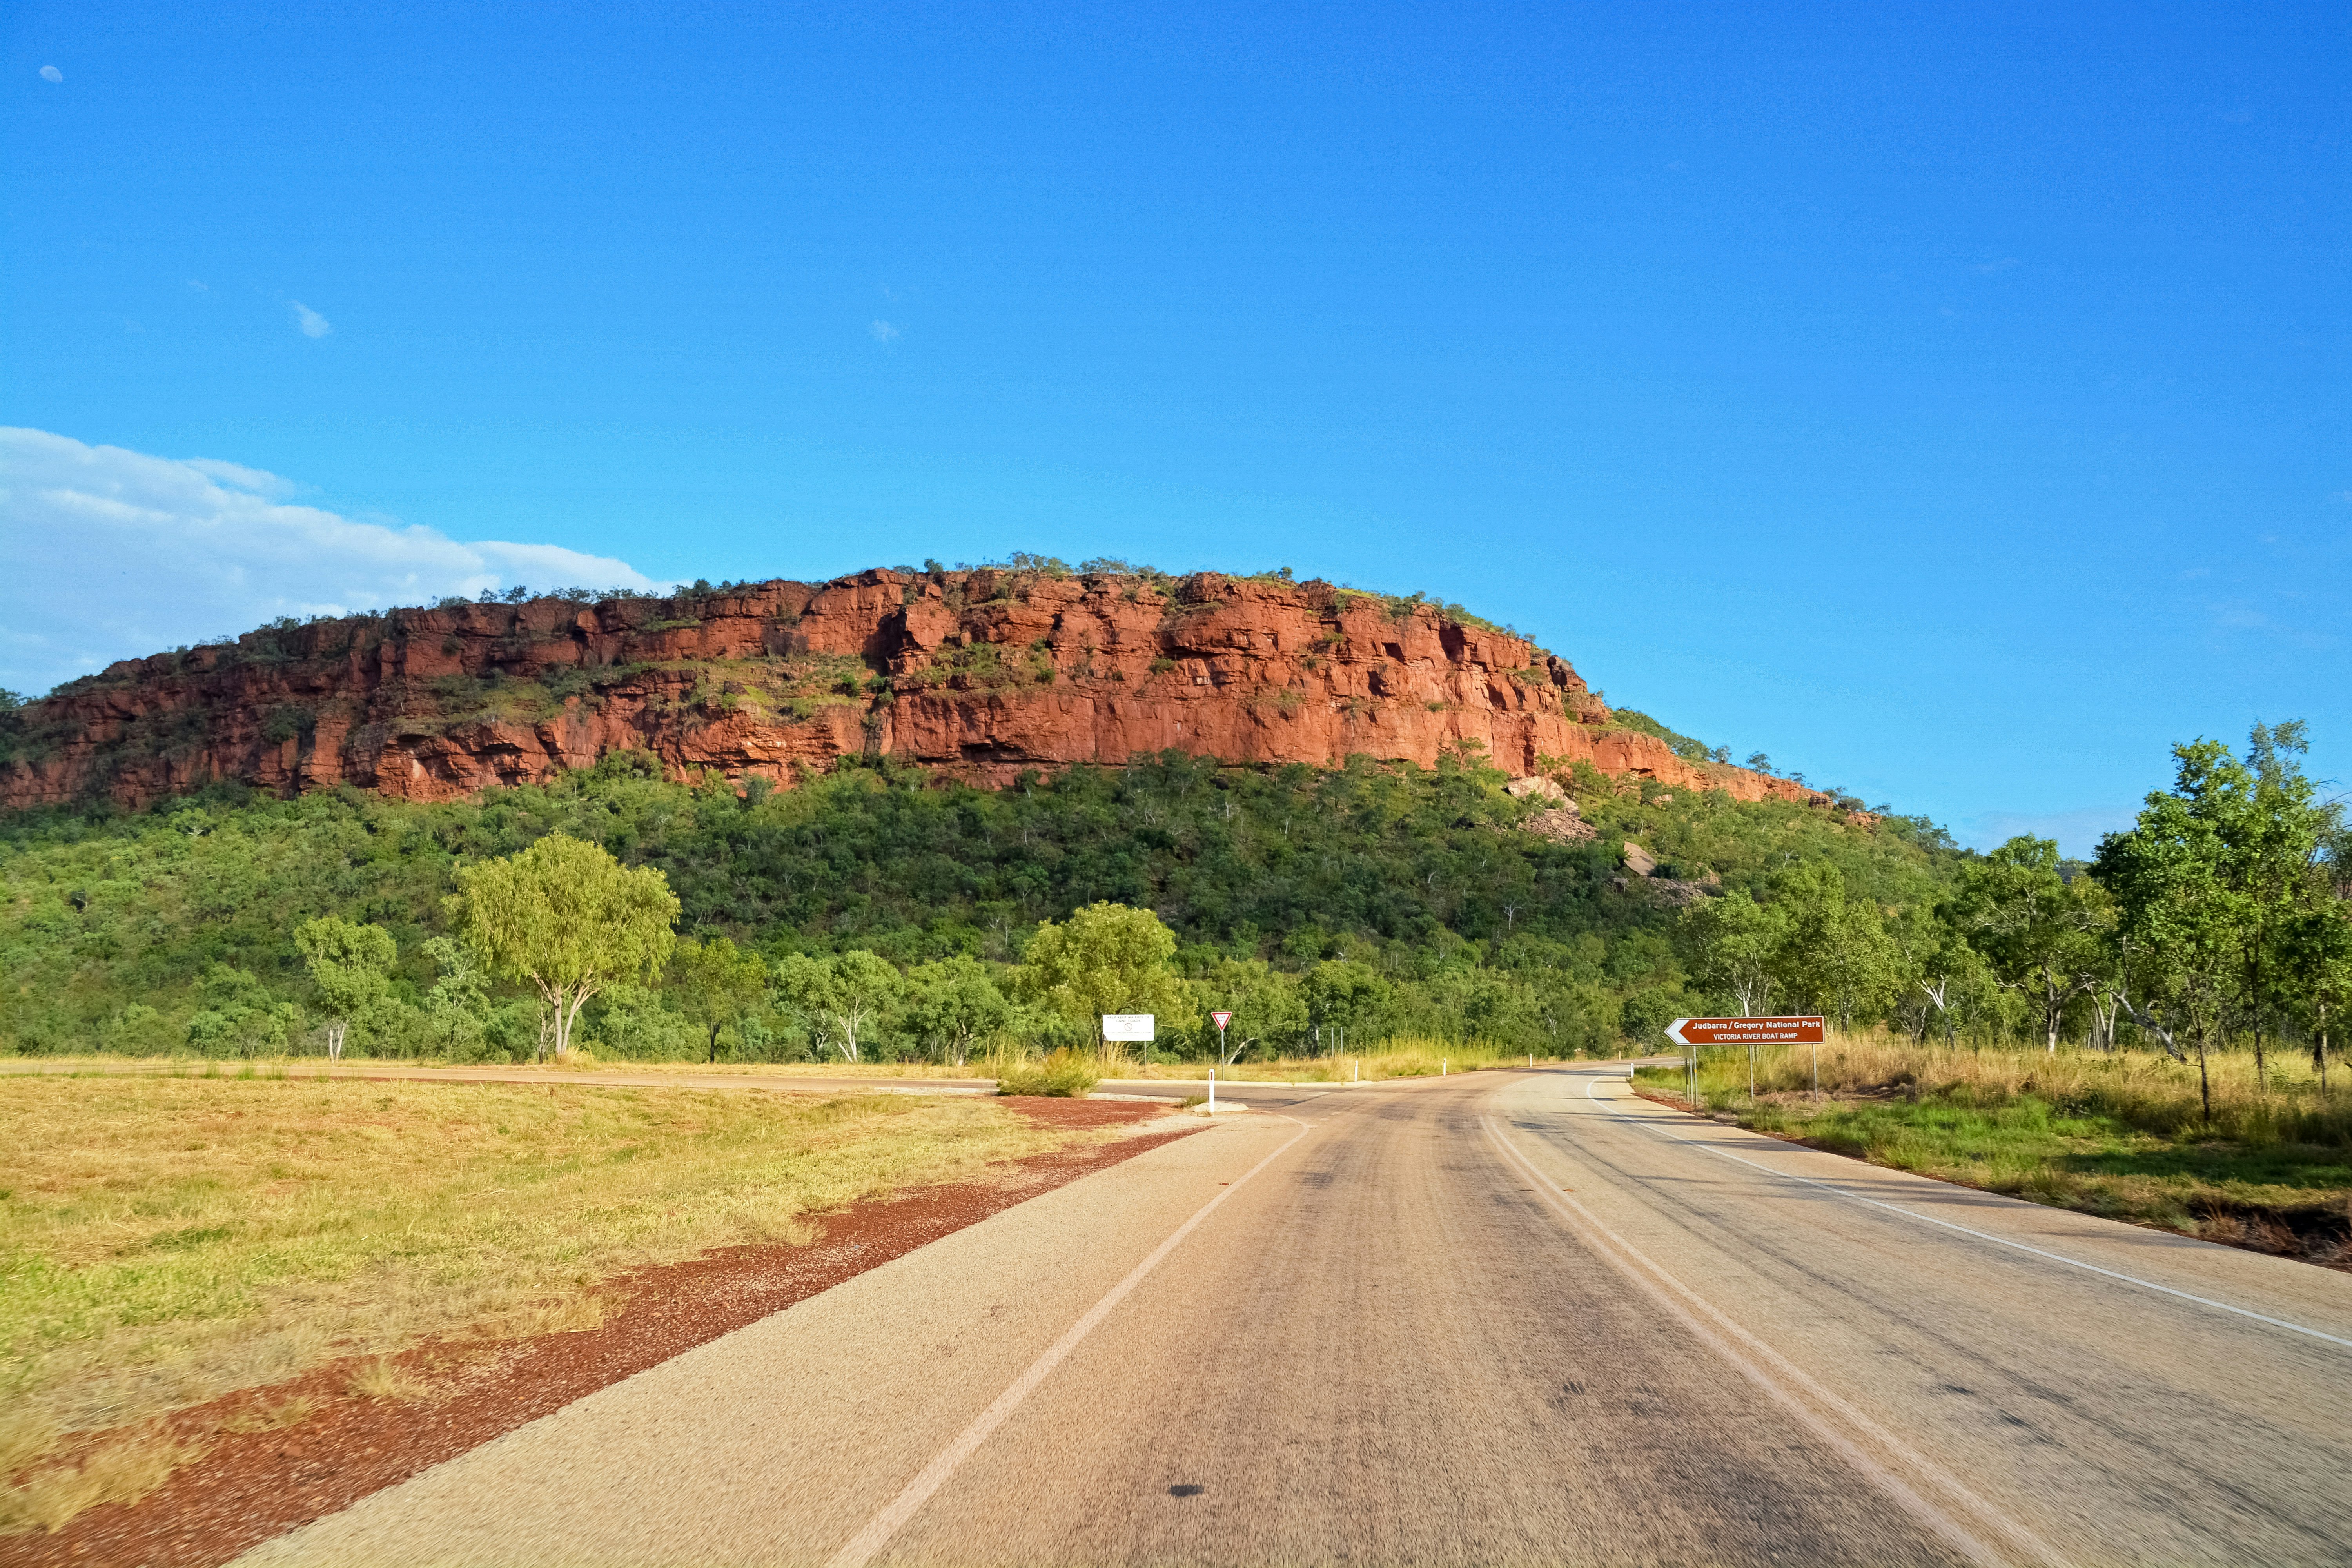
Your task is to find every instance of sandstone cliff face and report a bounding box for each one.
[0,569,1828,813]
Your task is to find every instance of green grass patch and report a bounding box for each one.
[1635,1039,2352,1262]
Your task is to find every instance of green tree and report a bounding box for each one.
[1014,902,1188,1038]
[1777,864,1899,1031]
[1302,959,1390,1050]
[773,949,904,1062]
[185,963,300,1058]
[668,935,771,1062]
[454,834,680,1062]
[2239,721,2341,1088]
[2285,899,2352,1093]
[902,956,1012,1065]
[294,915,397,1062]
[1680,890,1787,1016]
[1192,957,1307,1063]
[2094,741,2249,1122]
[417,935,493,1059]
[1953,837,2107,1054]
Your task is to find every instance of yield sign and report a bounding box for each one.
[1664,1016,1825,1047]
[1210,1011,1234,1030]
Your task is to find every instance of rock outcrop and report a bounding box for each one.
[0,568,1835,813]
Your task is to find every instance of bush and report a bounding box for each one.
[997,1048,1101,1097]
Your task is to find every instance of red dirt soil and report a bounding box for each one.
[7,1098,1192,1568]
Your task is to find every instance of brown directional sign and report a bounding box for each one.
[1665,1016,1825,1047]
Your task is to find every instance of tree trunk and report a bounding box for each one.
[709,1022,722,1064]
[2197,1034,2213,1126]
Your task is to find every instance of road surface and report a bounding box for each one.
[239,1063,2352,1566]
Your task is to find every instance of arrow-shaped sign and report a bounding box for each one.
[1666,1016,1825,1046]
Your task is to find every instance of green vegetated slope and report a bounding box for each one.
[0,750,1947,1062]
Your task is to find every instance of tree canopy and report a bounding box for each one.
[454,833,679,1059]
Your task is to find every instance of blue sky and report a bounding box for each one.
[4,2,2345,853]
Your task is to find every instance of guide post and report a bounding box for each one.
[1209,1011,1233,1111]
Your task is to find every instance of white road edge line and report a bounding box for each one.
[824,1115,1314,1568]
[1583,1072,2352,1352]
[1483,1117,2056,1568]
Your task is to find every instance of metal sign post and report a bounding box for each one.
[1664,1017,1827,1112]
[1207,1011,1233,1112]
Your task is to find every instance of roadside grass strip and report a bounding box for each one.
[1635,1038,2352,1262]
[0,1075,1088,1532]
[1586,1076,2352,1353]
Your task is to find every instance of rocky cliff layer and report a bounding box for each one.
[0,568,1828,812]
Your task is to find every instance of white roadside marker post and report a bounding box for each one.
[1206,1010,1234,1114]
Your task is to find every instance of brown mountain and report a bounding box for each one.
[0,567,1827,812]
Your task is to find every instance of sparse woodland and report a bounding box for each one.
[0,709,2343,1098]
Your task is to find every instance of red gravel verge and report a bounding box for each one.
[9,1097,1194,1568]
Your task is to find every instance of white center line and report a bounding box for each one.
[1486,1117,2051,1566]
[1577,1071,2352,1352]
[824,1116,1312,1568]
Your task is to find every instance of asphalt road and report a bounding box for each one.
[240,1064,2352,1566]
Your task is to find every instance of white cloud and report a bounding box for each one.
[289,301,332,338]
[39,65,62,83]
[0,428,662,696]
[869,319,902,342]
[187,279,210,292]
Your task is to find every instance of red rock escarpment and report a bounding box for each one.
[0,570,1830,811]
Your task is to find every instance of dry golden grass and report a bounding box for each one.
[1659,1031,2351,1144]
[0,1428,203,1535]
[217,1395,316,1434]
[0,1074,1085,1526]
[0,1056,999,1080]
[1639,1033,2352,1256]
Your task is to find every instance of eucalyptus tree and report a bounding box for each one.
[1953,836,2109,1054]
[2094,742,2250,1123]
[294,915,396,1062]
[1681,889,1787,1018]
[773,949,904,1062]
[902,956,1012,1066]
[1013,901,1188,1032]
[455,834,681,1062]
[669,935,771,1063]
[2238,722,2342,1089]
[1776,864,1898,1032]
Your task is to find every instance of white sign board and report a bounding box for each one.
[1210,1011,1234,1030]
[1101,1014,1156,1042]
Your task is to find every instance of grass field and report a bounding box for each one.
[0,1045,1560,1084]
[1634,1036,2352,1261]
[0,1074,1090,1530]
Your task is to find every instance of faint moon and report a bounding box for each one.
[40,65,63,82]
